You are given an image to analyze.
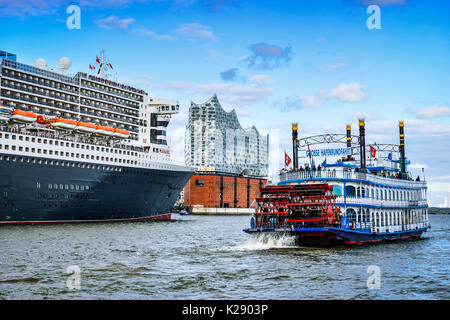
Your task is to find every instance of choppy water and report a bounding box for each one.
[0,214,448,300]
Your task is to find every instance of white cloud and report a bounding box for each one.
[413,105,450,119]
[297,82,368,108]
[327,82,367,103]
[325,63,346,71]
[173,23,218,41]
[133,28,176,41]
[298,90,327,108]
[95,15,135,31]
[350,111,380,121]
[248,74,272,86]
[408,163,429,170]
[159,76,273,107]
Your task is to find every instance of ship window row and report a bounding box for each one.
[1,89,138,125]
[0,144,156,163]
[0,134,144,155]
[0,153,170,172]
[38,193,89,201]
[346,208,426,227]
[2,67,142,103]
[46,183,90,191]
[332,184,424,201]
[2,69,79,93]
[81,80,143,103]
[0,150,141,165]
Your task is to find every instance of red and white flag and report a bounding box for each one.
[370,145,376,158]
[285,151,292,167]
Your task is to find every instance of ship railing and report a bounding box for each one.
[80,91,138,110]
[81,82,142,103]
[3,73,79,95]
[1,58,78,85]
[2,93,138,127]
[280,169,426,188]
[335,196,427,207]
[2,82,79,103]
[3,81,139,117]
[0,125,145,152]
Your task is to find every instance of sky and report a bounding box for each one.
[0,0,449,206]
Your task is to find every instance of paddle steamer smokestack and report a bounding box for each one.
[346,124,352,158]
[399,120,406,179]
[292,123,299,171]
[359,119,366,171]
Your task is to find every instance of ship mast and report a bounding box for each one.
[97,50,110,79]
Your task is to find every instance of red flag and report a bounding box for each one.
[96,56,100,63]
[108,63,113,70]
[89,65,92,70]
[285,152,292,167]
[370,145,376,158]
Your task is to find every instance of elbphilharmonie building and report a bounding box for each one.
[184,94,269,178]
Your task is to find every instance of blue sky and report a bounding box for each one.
[1,0,449,205]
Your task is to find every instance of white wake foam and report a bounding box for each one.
[214,233,298,252]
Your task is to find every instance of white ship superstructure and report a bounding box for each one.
[0,50,193,223]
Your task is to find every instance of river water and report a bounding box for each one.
[0,214,448,300]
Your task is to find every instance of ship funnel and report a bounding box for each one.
[399,120,406,178]
[292,123,298,170]
[359,119,366,171]
[346,124,352,158]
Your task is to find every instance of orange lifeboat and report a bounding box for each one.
[36,115,55,124]
[113,128,130,139]
[95,125,114,136]
[51,117,77,130]
[11,109,37,123]
[75,121,96,133]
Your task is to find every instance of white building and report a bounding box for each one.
[185,94,269,177]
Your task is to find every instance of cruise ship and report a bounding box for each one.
[244,120,431,246]
[0,50,194,224]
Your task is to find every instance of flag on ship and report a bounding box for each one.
[370,145,376,158]
[285,151,291,167]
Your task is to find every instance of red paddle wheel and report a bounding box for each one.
[254,183,340,229]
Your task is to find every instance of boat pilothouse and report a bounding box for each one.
[244,119,430,246]
[0,50,194,224]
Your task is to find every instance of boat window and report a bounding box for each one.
[345,185,356,197]
[346,208,357,223]
[331,185,342,196]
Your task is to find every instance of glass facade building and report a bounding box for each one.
[185,94,269,177]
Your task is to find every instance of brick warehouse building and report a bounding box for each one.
[184,172,267,209]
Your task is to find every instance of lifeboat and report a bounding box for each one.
[94,125,114,136]
[75,121,96,133]
[51,117,77,130]
[0,105,13,122]
[113,128,130,139]
[36,115,55,124]
[10,109,37,123]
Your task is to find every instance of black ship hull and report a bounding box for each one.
[0,153,193,224]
